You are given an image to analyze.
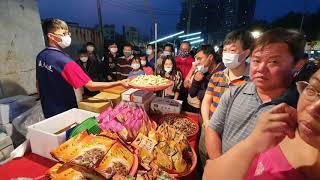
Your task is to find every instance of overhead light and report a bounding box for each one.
[214,45,219,52]
[251,31,262,39]
[149,31,184,44]
[183,36,201,41]
[178,32,201,38]
[190,39,204,44]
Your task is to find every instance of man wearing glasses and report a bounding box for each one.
[36,18,127,118]
[205,28,305,162]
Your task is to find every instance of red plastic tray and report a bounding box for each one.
[158,113,199,139]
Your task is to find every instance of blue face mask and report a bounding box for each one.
[131,63,140,70]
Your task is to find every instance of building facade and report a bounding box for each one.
[123,26,139,46]
[103,24,115,41]
[66,22,103,58]
[177,0,256,45]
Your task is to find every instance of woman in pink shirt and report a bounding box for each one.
[203,68,320,180]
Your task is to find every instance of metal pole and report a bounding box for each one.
[154,22,158,73]
[299,0,307,32]
[186,0,193,34]
[97,0,104,51]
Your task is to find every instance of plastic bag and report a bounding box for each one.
[12,101,44,136]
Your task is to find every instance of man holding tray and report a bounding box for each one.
[36,18,127,118]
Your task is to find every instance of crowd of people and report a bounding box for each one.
[36,18,320,179]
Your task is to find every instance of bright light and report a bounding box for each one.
[251,31,262,39]
[214,45,219,53]
[183,36,201,41]
[178,32,201,38]
[190,39,204,44]
[149,31,184,44]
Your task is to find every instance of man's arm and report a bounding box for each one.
[201,76,216,127]
[205,89,232,159]
[203,138,257,180]
[205,127,222,159]
[61,61,127,91]
[84,80,127,92]
[201,93,212,127]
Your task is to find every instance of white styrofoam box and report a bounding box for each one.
[0,123,14,136]
[27,108,98,160]
[122,89,154,103]
[0,132,14,162]
[0,123,26,148]
[150,97,183,114]
[122,88,139,102]
[0,95,37,124]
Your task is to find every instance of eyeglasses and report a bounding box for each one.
[296,81,320,102]
[52,32,71,36]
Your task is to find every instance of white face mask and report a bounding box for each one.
[141,60,147,66]
[131,63,140,70]
[222,53,241,69]
[164,67,173,73]
[80,57,88,63]
[57,35,71,48]
[197,64,209,73]
[163,51,171,56]
[146,49,153,55]
[110,47,118,53]
[87,46,94,52]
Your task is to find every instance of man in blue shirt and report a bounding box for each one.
[37,18,127,118]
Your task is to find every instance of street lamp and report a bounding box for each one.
[214,45,219,53]
[149,31,184,44]
[190,39,204,44]
[178,32,201,38]
[251,31,262,39]
[183,36,201,42]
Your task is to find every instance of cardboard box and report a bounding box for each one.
[101,85,128,95]
[0,95,37,124]
[94,92,121,106]
[0,132,14,162]
[127,95,155,113]
[122,89,139,102]
[79,98,112,113]
[27,108,98,160]
[122,89,154,103]
[150,97,182,114]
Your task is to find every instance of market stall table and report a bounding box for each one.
[0,112,200,180]
[0,153,56,179]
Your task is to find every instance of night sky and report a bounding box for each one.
[38,0,320,37]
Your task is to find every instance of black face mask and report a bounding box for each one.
[179,50,189,58]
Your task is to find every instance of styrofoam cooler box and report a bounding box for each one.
[0,95,37,124]
[0,123,26,148]
[122,89,154,103]
[27,108,98,160]
[0,132,14,162]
